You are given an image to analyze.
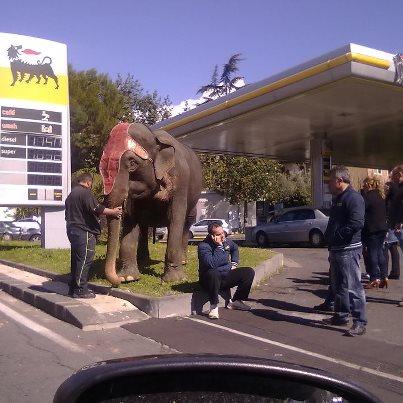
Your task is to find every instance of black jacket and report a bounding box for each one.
[362,189,387,236]
[198,236,239,276]
[65,185,105,235]
[324,186,365,250]
[389,183,403,227]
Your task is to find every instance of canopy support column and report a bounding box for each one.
[310,135,332,209]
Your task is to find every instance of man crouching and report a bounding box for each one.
[198,222,255,319]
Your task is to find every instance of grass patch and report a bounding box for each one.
[0,240,275,297]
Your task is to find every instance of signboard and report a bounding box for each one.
[322,149,332,209]
[0,33,69,206]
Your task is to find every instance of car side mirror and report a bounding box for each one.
[54,355,380,403]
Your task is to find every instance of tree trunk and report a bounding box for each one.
[243,200,248,231]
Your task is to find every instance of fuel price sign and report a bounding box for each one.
[0,33,69,206]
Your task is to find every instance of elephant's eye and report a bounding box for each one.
[127,158,138,171]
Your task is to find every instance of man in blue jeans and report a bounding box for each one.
[323,166,367,336]
[389,165,403,306]
[65,173,122,298]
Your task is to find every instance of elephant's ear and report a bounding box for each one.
[154,130,176,181]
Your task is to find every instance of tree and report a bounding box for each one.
[220,53,245,95]
[197,65,223,102]
[199,155,312,227]
[199,154,283,226]
[197,54,245,102]
[69,68,172,172]
[69,66,128,171]
[115,74,172,126]
[14,207,41,220]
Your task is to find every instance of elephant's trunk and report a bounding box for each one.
[105,216,123,286]
[103,167,130,286]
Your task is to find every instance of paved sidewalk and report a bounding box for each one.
[0,263,148,330]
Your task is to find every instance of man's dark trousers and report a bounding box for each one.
[67,227,96,292]
[329,248,367,325]
[200,267,255,305]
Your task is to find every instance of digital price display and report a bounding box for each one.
[0,33,69,206]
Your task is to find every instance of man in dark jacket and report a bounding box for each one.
[323,166,367,336]
[198,222,255,319]
[389,165,403,307]
[65,173,122,298]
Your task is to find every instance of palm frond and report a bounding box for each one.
[221,53,244,82]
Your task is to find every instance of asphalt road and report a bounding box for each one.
[124,247,403,402]
[0,292,174,403]
[0,247,402,402]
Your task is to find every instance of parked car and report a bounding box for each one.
[155,227,168,241]
[0,221,22,240]
[189,219,232,239]
[21,227,42,242]
[251,207,329,247]
[12,218,41,231]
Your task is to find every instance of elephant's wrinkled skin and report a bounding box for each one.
[100,122,202,285]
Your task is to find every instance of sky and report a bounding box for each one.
[1,0,402,104]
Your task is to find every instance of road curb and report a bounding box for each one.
[0,253,283,319]
[0,269,148,330]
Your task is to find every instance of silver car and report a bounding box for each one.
[189,219,232,239]
[251,207,329,247]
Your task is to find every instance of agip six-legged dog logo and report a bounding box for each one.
[7,45,59,89]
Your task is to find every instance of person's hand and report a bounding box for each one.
[113,206,123,219]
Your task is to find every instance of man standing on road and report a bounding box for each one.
[65,173,122,299]
[323,166,367,336]
[198,222,255,319]
[389,165,403,306]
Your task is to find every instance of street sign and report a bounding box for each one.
[0,33,70,206]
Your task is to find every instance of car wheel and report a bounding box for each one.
[256,231,268,247]
[29,234,41,242]
[2,233,12,241]
[309,230,324,247]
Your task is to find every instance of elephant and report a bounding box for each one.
[99,122,202,285]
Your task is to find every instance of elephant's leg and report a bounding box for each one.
[118,223,141,282]
[181,207,197,265]
[162,200,188,282]
[137,224,150,268]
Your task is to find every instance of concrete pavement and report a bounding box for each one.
[0,291,175,403]
[0,247,401,402]
[123,247,403,402]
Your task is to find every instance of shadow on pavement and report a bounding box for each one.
[257,298,314,314]
[366,296,400,305]
[251,308,346,334]
[287,277,329,286]
[296,287,329,299]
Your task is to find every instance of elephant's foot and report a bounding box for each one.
[117,263,141,283]
[121,275,140,284]
[162,265,187,282]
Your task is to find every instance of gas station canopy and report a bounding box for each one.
[153,44,402,169]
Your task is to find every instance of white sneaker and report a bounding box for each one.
[208,306,219,319]
[227,300,251,311]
